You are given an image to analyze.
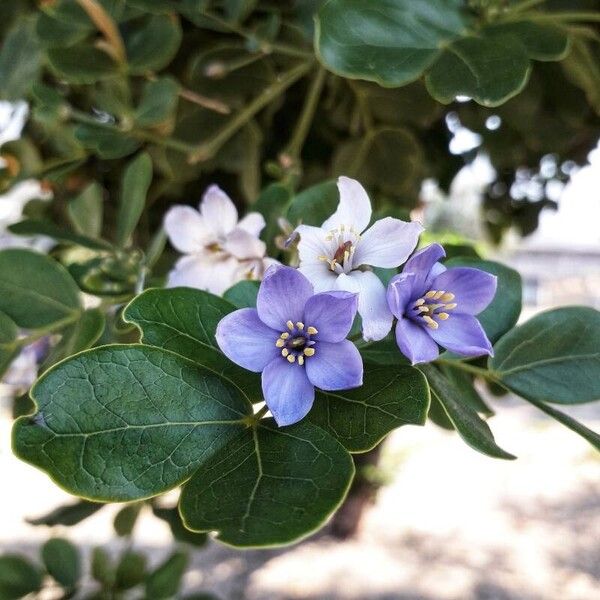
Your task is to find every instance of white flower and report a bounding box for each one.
[0,100,28,147]
[296,176,423,341]
[164,185,274,295]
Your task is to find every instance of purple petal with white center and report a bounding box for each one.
[164,205,213,253]
[305,340,363,391]
[402,244,446,296]
[262,358,315,426]
[223,228,266,260]
[336,271,393,341]
[386,273,417,319]
[256,265,314,330]
[167,255,239,295]
[322,176,372,233]
[199,185,238,236]
[303,291,358,342]
[215,308,279,372]
[353,217,423,268]
[429,313,493,357]
[237,212,265,237]
[395,317,440,365]
[431,267,497,315]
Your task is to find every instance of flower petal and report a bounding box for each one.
[353,217,423,268]
[303,291,358,342]
[223,228,266,260]
[336,271,393,341]
[167,255,239,295]
[386,273,416,318]
[262,358,315,426]
[199,185,238,236]
[429,313,493,357]
[402,243,446,296]
[298,262,337,293]
[395,317,439,365]
[164,205,212,253]
[305,340,363,391]
[216,308,279,372]
[296,224,331,264]
[237,212,265,237]
[256,265,313,330]
[322,176,372,233]
[431,267,497,315]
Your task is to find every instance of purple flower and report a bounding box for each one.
[216,265,363,426]
[386,244,497,365]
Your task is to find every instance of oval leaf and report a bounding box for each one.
[180,419,354,548]
[491,306,600,404]
[12,344,252,501]
[308,365,430,452]
[41,538,81,588]
[0,555,43,600]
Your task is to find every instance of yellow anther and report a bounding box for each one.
[275,339,285,348]
[325,235,333,242]
[280,332,289,339]
[445,303,457,310]
[307,326,318,335]
[340,224,345,232]
[281,349,289,357]
[440,292,455,302]
[318,255,329,261]
[416,306,429,313]
[303,347,315,357]
[287,354,296,363]
[286,320,294,330]
[433,290,445,300]
[414,298,425,307]
[344,250,350,263]
[425,290,437,299]
[296,322,304,330]
[423,315,439,329]
[298,355,305,366]
[438,312,449,320]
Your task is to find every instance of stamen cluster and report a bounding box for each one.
[275,321,318,365]
[411,290,456,329]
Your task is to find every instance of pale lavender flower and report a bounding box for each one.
[387,244,496,364]
[216,265,363,426]
[295,176,423,341]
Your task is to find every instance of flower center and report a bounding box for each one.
[274,320,318,366]
[206,242,222,253]
[410,290,457,329]
[318,224,360,274]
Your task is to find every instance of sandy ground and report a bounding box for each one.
[2,391,599,600]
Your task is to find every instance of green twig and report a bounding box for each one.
[508,0,549,13]
[505,11,600,23]
[188,61,313,163]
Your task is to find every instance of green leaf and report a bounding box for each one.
[145,551,188,600]
[47,46,118,83]
[0,249,81,329]
[253,183,292,254]
[358,338,408,366]
[124,287,263,403]
[0,16,41,100]
[68,183,104,238]
[444,258,522,344]
[91,548,114,587]
[115,551,147,590]
[9,219,112,251]
[125,14,182,74]
[425,33,531,107]
[287,180,338,227]
[440,365,494,417]
[36,10,91,47]
[521,396,600,452]
[74,124,140,160]
[0,555,43,600]
[135,77,180,127]
[562,38,600,115]
[223,281,260,309]
[152,506,208,547]
[26,500,103,527]
[114,503,142,537]
[0,310,19,379]
[41,538,81,589]
[315,0,470,87]
[180,419,354,548]
[420,364,515,460]
[116,152,153,247]
[12,344,251,501]
[308,365,430,452]
[491,307,600,405]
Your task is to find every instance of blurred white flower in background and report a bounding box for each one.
[0,100,28,147]
[164,184,274,295]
